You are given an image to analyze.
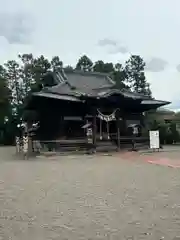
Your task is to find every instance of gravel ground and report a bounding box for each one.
[1,147,180,239]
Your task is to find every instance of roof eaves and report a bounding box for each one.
[97,89,143,99]
[141,100,171,106]
[121,89,152,100]
[32,92,82,102]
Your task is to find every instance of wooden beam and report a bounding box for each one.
[116,116,121,151]
[92,107,97,150]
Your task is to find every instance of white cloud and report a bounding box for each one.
[176,64,180,72]
[98,38,129,55]
[0,11,35,44]
[98,39,118,47]
[145,57,168,72]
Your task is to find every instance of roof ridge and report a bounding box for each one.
[64,69,110,77]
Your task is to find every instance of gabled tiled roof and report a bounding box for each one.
[61,69,115,91]
[30,69,170,108]
[41,69,115,96]
[41,69,151,99]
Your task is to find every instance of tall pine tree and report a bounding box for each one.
[76,55,93,71]
[125,55,151,96]
[4,60,23,117]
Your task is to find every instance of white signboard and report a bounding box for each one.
[149,130,160,149]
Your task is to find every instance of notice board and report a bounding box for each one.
[149,130,160,149]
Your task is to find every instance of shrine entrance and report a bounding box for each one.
[96,108,121,150]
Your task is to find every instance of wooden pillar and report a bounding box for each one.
[141,112,147,136]
[116,109,121,151]
[117,119,120,151]
[92,107,97,151]
[27,122,33,156]
[15,136,20,154]
[28,136,33,154]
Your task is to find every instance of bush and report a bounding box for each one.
[150,120,180,144]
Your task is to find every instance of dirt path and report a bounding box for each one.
[0,147,180,239]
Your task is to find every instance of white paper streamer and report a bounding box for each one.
[97,109,118,122]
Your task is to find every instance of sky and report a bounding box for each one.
[0,0,180,109]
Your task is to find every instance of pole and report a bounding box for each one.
[117,117,120,151]
[92,107,97,152]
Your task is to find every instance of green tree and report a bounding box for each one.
[93,60,105,72]
[125,55,151,96]
[19,54,52,122]
[18,53,35,97]
[0,65,11,125]
[0,62,20,144]
[32,55,51,84]
[93,60,114,73]
[64,65,73,71]
[51,56,63,71]
[76,55,93,71]
[168,122,179,143]
[93,61,128,89]
[4,60,23,116]
[113,63,128,90]
[30,55,51,91]
[158,122,168,144]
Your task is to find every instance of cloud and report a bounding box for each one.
[108,46,129,54]
[176,64,180,72]
[98,38,118,47]
[145,57,168,72]
[0,11,35,44]
[98,38,129,55]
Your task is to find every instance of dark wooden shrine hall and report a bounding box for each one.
[25,68,170,151]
